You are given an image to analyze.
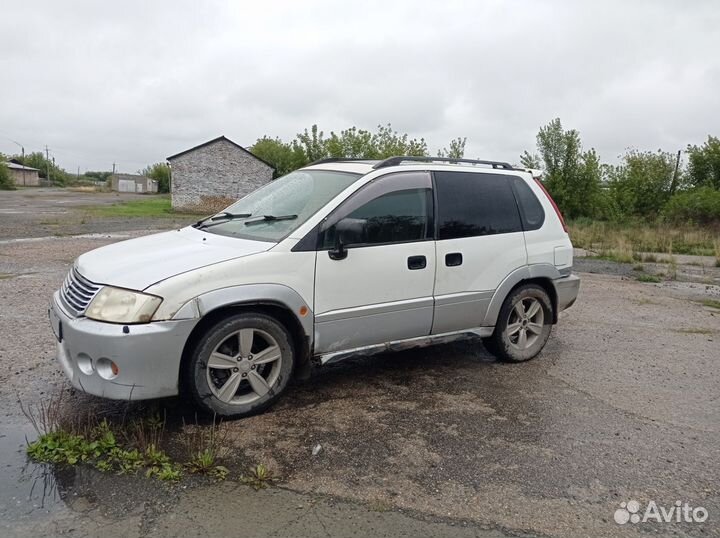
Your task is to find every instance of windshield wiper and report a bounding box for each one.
[194,212,252,229]
[211,212,252,221]
[244,214,298,226]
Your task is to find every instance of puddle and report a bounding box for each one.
[0,422,67,523]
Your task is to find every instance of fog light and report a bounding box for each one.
[96,358,119,380]
[76,353,94,375]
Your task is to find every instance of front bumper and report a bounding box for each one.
[554,273,580,312]
[50,292,197,400]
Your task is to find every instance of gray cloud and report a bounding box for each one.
[1,0,718,172]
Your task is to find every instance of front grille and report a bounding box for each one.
[60,268,102,316]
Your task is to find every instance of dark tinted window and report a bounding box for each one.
[511,177,545,230]
[435,171,522,239]
[322,188,431,248]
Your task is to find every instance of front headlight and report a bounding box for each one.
[86,287,162,324]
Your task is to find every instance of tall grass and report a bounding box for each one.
[569,219,720,257]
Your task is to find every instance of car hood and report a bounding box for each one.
[75,227,275,290]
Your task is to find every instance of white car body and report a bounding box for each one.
[49,158,579,412]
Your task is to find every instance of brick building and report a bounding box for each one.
[167,136,274,212]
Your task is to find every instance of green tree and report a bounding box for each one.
[371,123,428,158]
[519,151,542,169]
[326,127,376,158]
[140,163,171,193]
[250,137,307,177]
[530,118,603,219]
[606,150,677,218]
[438,137,466,159]
[296,124,328,162]
[686,135,720,190]
[0,159,14,190]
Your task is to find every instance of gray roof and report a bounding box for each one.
[5,162,39,171]
[166,135,275,170]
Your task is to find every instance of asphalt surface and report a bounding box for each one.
[0,188,718,537]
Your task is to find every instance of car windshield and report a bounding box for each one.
[198,169,361,242]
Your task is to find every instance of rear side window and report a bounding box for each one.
[434,171,522,239]
[511,177,545,230]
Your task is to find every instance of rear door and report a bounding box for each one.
[431,171,527,334]
[313,171,436,353]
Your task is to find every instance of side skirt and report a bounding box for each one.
[314,327,494,366]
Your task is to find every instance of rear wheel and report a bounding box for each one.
[185,313,295,418]
[483,284,553,362]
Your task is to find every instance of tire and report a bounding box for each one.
[185,313,295,418]
[483,284,553,363]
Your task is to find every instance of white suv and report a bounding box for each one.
[49,156,579,418]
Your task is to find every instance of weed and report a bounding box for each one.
[241,464,277,490]
[22,392,233,484]
[568,219,719,257]
[699,299,720,310]
[633,264,645,272]
[146,463,183,481]
[182,415,229,479]
[637,274,662,283]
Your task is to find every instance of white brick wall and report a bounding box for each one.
[169,138,273,212]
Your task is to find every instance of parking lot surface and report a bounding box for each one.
[0,194,718,537]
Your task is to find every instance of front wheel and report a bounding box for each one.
[483,284,553,362]
[185,313,295,418]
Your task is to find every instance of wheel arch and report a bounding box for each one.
[177,285,313,394]
[483,265,561,326]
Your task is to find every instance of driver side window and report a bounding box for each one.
[320,171,433,249]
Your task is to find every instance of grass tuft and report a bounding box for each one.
[699,299,720,310]
[636,274,662,283]
[21,390,229,483]
[241,464,277,490]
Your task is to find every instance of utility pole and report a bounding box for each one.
[21,146,25,186]
[112,162,116,176]
[45,145,51,183]
[669,150,681,196]
[77,166,80,182]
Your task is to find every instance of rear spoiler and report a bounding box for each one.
[523,168,543,181]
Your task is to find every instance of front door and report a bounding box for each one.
[313,171,436,353]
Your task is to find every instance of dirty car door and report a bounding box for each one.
[313,171,436,353]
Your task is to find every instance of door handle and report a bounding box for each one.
[445,252,463,266]
[407,255,427,270]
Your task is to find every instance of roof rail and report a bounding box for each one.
[372,156,515,170]
[309,157,377,165]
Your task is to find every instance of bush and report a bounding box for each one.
[0,162,14,190]
[663,187,720,225]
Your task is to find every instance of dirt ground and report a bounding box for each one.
[0,189,719,537]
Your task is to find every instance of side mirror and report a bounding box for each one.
[328,218,366,260]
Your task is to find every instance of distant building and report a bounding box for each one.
[6,161,40,186]
[167,136,274,212]
[109,173,158,193]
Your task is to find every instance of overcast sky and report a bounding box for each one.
[1,0,718,173]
